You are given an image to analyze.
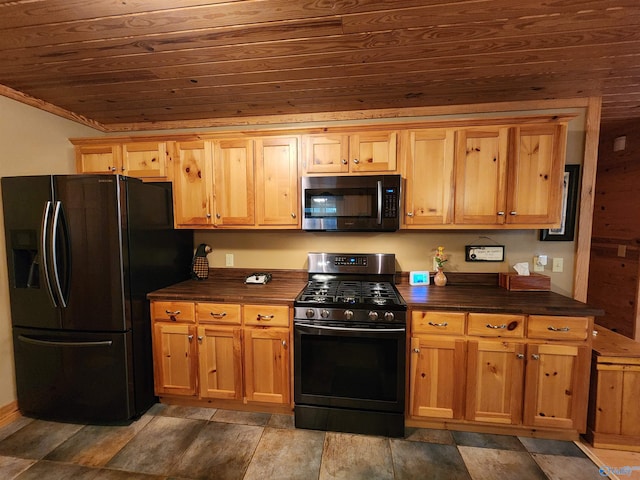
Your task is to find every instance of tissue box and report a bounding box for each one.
[499,272,550,291]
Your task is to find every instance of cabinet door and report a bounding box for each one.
[523,343,590,431]
[122,141,167,179]
[506,124,566,225]
[255,136,299,227]
[402,129,455,225]
[152,323,197,396]
[466,340,525,424]
[409,336,466,419]
[75,144,121,174]
[244,327,290,404]
[454,127,509,224]
[302,134,349,174]
[213,139,255,226]
[173,140,213,226]
[350,131,398,173]
[197,326,242,400]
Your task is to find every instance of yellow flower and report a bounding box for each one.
[435,246,448,268]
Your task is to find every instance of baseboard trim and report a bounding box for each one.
[0,401,20,427]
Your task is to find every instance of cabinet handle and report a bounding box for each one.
[486,323,507,329]
[121,166,126,172]
[428,321,448,327]
[516,353,525,359]
[110,166,117,172]
[353,158,359,164]
[282,340,287,347]
[165,310,181,315]
[216,213,221,219]
[406,212,414,217]
[291,212,297,218]
[547,326,570,332]
[206,213,211,218]
[412,348,420,353]
[188,335,194,343]
[257,314,274,321]
[197,336,203,343]
[210,312,227,318]
[531,354,540,360]
[497,211,505,216]
[341,159,348,165]
[509,211,517,216]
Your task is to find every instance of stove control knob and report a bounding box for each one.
[306,309,315,319]
[368,311,379,321]
[384,311,395,322]
[344,310,354,320]
[321,309,330,319]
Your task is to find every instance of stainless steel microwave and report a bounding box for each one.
[301,174,401,231]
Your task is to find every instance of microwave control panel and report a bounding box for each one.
[383,187,399,218]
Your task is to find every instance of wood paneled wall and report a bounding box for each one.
[588,119,640,339]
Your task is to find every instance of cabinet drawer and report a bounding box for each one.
[527,315,589,341]
[467,313,525,338]
[412,311,465,335]
[151,301,195,323]
[197,303,241,325]
[244,304,290,327]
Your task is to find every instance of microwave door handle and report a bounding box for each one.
[377,180,383,225]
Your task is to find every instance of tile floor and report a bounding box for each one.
[0,404,610,479]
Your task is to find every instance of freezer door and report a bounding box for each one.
[13,327,136,422]
[53,175,129,331]
[1,176,62,329]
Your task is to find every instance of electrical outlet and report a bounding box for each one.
[533,256,545,272]
[552,257,563,273]
[225,253,234,267]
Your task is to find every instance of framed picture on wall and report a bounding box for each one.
[540,164,580,241]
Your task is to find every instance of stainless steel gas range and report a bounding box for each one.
[293,253,407,437]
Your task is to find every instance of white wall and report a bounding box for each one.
[0,96,102,408]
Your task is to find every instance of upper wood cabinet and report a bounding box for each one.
[173,140,212,227]
[506,124,567,225]
[302,131,398,174]
[255,136,300,227]
[454,126,510,225]
[401,129,455,226]
[75,144,122,175]
[454,123,567,227]
[122,141,167,178]
[213,139,255,226]
[172,136,299,229]
[74,141,169,180]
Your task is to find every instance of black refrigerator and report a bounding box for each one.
[1,174,193,423]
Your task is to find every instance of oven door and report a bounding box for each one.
[294,321,405,413]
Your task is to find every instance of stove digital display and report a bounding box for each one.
[334,256,368,267]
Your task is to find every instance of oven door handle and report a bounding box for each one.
[295,323,405,333]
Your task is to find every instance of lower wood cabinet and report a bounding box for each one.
[410,335,466,419]
[151,300,291,408]
[153,322,197,396]
[197,325,242,400]
[244,327,290,404]
[409,309,593,437]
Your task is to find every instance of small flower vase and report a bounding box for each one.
[434,267,447,287]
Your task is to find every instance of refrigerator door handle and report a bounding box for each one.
[40,201,58,307]
[18,334,113,348]
[51,201,69,308]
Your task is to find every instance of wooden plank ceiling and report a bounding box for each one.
[0,0,638,131]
